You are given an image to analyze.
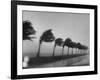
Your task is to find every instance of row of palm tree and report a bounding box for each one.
[36,29,88,57]
[23,21,88,58]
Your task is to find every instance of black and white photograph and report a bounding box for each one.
[22,11,89,69]
[11,1,97,79]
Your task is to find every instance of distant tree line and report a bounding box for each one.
[23,21,88,57]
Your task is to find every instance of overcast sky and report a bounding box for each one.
[22,11,90,57]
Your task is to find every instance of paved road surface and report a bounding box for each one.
[28,54,89,68]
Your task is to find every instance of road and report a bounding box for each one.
[29,54,89,68]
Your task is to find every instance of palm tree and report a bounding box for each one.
[80,45,83,54]
[85,46,88,54]
[76,43,88,55]
[84,46,88,53]
[53,38,63,56]
[63,38,72,55]
[23,21,36,41]
[76,42,81,54]
[37,29,55,57]
[77,43,87,54]
[81,45,88,54]
[73,42,77,54]
[79,44,85,54]
[70,42,77,55]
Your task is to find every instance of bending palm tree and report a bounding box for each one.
[76,43,82,54]
[63,38,72,55]
[23,21,36,40]
[23,21,36,67]
[37,29,55,57]
[79,44,86,54]
[81,45,88,54]
[84,46,88,54]
[74,42,77,54]
[53,38,64,56]
[70,42,77,55]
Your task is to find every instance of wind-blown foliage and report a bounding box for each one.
[23,20,88,58]
[63,38,72,55]
[37,29,55,57]
[70,42,77,55]
[76,43,82,54]
[53,38,64,56]
[23,21,36,40]
[76,43,88,54]
[80,45,88,54]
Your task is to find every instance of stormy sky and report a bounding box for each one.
[22,11,90,57]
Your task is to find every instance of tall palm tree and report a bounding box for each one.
[63,38,72,55]
[73,42,77,54]
[81,45,88,54]
[76,42,81,54]
[53,38,63,56]
[23,21,36,41]
[37,29,55,57]
[70,42,77,55]
[84,46,88,53]
[76,43,88,54]
[80,45,84,54]
[79,44,86,54]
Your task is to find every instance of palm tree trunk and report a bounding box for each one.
[77,48,78,54]
[62,47,64,56]
[78,49,80,54]
[76,48,78,54]
[37,41,42,57]
[53,44,56,56]
[80,50,81,54]
[79,49,80,54]
[67,47,69,55]
[75,48,76,54]
[72,48,73,55]
[77,49,79,54]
